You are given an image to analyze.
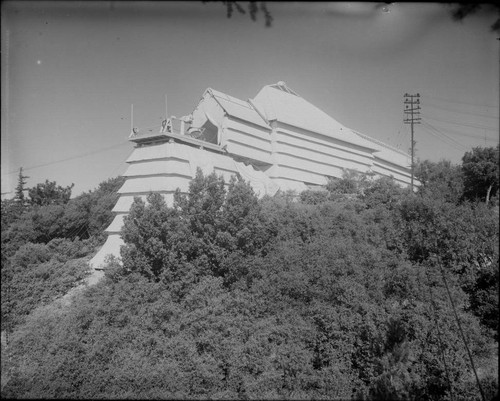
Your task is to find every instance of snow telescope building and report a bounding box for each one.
[89,82,412,269]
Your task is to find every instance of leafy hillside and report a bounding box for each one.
[1,176,124,331]
[1,146,498,399]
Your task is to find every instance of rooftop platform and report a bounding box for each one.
[129,117,224,154]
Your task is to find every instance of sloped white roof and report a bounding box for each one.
[207,88,270,129]
[251,83,378,151]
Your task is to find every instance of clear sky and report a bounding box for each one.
[2,1,499,198]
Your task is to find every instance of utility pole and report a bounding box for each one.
[404,93,421,192]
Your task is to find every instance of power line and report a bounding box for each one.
[422,119,498,144]
[422,94,497,109]
[108,147,132,179]
[433,253,486,401]
[424,121,467,150]
[6,140,130,175]
[395,129,406,151]
[425,265,454,400]
[422,121,468,149]
[421,127,466,152]
[435,127,499,142]
[424,100,499,120]
[430,123,498,150]
[421,122,467,152]
[424,115,497,132]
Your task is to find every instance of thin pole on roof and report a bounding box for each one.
[131,104,134,133]
[165,94,168,119]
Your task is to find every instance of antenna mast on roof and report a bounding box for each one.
[165,94,168,120]
[131,104,134,133]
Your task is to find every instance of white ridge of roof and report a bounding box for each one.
[207,88,270,129]
[251,84,378,151]
[269,81,300,96]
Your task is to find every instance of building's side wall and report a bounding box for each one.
[90,90,416,270]
[191,95,273,166]
[269,123,375,188]
[89,140,278,269]
[370,156,413,186]
[221,117,273,166]
[191,93,226,133]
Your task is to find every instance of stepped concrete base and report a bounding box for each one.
[89,234,125,270]
[89,141,279,270]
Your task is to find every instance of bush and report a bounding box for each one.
[2,169,497,400]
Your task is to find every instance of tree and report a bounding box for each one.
[414,159,464,204]
[397,194,499,341]
[362,176,408,210]
[326,169,364,196]
[119,169,269,289]
[202,1,273,27]
[1,199,24,229]
[325,170,376,205]
[1,240,90,331]
[2,169,498,400]
[14,167,29,206]
[61,176,125,240]
[448,3,500,32]
[28,180,74,206]
[462,145,499,205]
[299,189,330,205]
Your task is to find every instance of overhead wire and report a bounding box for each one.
[422,94,497,109]
[424,265,454,400]
[424,115,497,132]
[63,224,82,240]
[420,128,465,152]
[421,120,467,149]
[423,100,499,120]
[421,121,468,152]
[419,93,499,152]
[6,140,131,175]
[422,119,499,148]
[107,146,132,179]
[73,223,89,239]
[395,128,407,152]
[64,220,88,240]
[433,253,486,401]
[433,127,499,142]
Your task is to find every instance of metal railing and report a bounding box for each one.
[129,117,205,140]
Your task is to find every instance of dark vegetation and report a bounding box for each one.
[1,175,124,331]
[203,2,500,32]
[203,1,274,27]
[1,145,498,399]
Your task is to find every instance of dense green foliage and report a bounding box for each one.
[28,180,74,206]
[14,168,29,206]
[462,145,499,204]
[1,239,94,331]
[1,176,124,332]
[1,147,498,400]
[413,159,464,204]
